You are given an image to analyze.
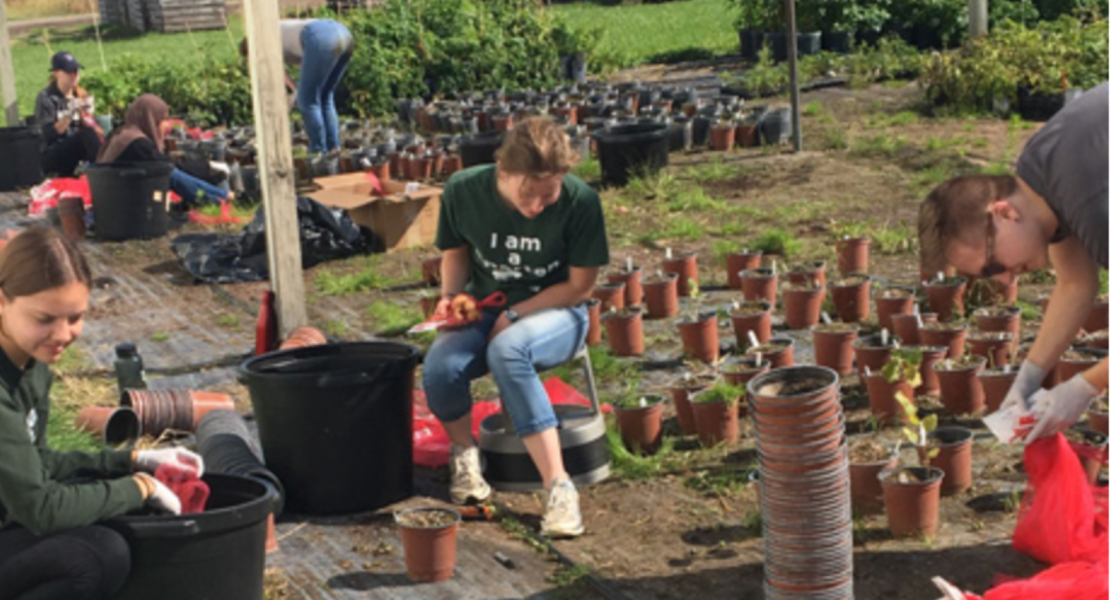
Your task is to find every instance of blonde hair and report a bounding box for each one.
[494,117,578,178]
[918,174,1018,274]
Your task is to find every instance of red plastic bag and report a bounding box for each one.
[28,176,91,216]
[154,463,210,514]
[1012,433,1108,565]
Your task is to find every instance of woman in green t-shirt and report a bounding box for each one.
[423,117,609,538]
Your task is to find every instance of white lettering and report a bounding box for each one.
[520,238,542,252]
[490,233,498,249]
[509,253,521,265]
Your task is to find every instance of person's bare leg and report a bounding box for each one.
[521,428,566,487]
[442,414,474,447]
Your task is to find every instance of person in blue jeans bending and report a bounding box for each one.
[423,117,609,538]
[242,19,353,154]
[96,94,230,205]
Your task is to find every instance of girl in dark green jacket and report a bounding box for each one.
[0,227,203,600]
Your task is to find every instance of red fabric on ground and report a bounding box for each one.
[154,463,210,514]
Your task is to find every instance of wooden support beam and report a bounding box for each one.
[242,0,306,335]
[0,0,20,126]
[969,0,988,38]
[785,0,802,152]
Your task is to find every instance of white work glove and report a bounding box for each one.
[998,360,1047,413]
[1025,373,1100,442]
[135,448,205,478]
[133,473,182,515]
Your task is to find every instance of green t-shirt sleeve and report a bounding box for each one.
[566,189,610,268]
[435,178,465,250]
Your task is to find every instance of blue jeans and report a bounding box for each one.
[170,168,227,205]
[298,20,353,153]
[423,304,589,437]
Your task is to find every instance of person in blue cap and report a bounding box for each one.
[32,52,103,178]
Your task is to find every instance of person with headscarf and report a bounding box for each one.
[33,51,102,178]
[97,94,231,205]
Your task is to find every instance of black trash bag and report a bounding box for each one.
[171,196,374,283]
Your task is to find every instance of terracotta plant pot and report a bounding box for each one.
[829,275,871,323]
[849,442,898,516]
[1088,397,1109,436]
[736,123,759,147]
[614,394,666,454]
[592,281,626,313]
[782,283,825,330]
[924,277,968,321]
[934,355,987,415]
[669,373,720,435]
[966,330,1014,369]
[863,372,914,424]
[677,312,719,364]
[57,196,87,241]
[918,427,973,496]
[602,307,644,357]
[725,251,762,290]
[920,322,967,360]
[396,507,461,583]
[891,312,937,346]
[690,390,742,446]
[875,286,916,331]
[978,367,1018,413]
[661,253,699,297]
[585,299,602,346]
[493,114,514,131]
[1055,348,1104,386]
[785,261,827,287]
[642,273,680,319]
[739,268,779,307]
[730,301,773,348]
[721,356,771,390]
[440,154,463,179]
[836,236,870,275]
[853,334,900,379]
[422,256,443,286]
[881,466,944,538]
[912,345,949,397]
[811,323,859,376]
[709,123,735,151]
[607,266,643,307]
[747,336,795,369]
[974,305,1021,343]
[75,406,141,445]
[190,391,236,427]
[279,326,328,351]
[1085,297,1109,333]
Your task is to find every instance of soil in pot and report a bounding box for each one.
[721,356,771,389]
[746,338,795,369]
[920,321,968,359]
[811,322,859,376]
[729,300,773,348]
[849,439,898,516]
[691,387,742,446]
[966,330,1014,369]
[853,334,900,378]
[396,507,461,583]
[974,305,1021,338]
[876,287,916,329]
[785,261,827,287]
[669,373,720,435]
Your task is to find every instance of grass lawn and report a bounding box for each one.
[11,16,245,118]
[550,0,736,66]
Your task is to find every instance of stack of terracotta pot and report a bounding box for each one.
[749,366,853,599]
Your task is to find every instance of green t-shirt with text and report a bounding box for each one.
[435,165,609,306]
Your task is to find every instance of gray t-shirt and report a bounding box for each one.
[1016,81,1108,269]
[280,19,313,64]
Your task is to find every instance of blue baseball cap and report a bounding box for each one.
[50,51,83,74]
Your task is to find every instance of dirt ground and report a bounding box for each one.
[22,73,1101,599]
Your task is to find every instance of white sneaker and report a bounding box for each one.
[541,475,585,538]
[449,444,491,505]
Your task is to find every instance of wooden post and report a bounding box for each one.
[785,0,802,152]
[0,0,19,126]
[968,0,988,38]
[242,0,307,335]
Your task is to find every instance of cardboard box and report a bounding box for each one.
[310,173,441,252]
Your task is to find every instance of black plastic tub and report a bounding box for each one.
[108,473,274,600]
[0,126,44,191]
[86,161,174,241]
[458,131,504,168]
[240,342,421,515]
[593,123,669,187]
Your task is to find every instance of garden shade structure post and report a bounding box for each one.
[242,0,307,335]
[0,0,18,126]
[785,0,801,152]
[969,0,988,38]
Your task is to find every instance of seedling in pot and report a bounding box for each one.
[895,392,939,471]
[692,380,746,408]
[611,382,660,410]
[882,347,923,387]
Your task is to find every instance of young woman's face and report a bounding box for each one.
[54,70,80,93]
[0,283,88,365]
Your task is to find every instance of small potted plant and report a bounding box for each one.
[782,279,825,330]
[725,248,761,290]
[897,395,973,496]
[729,300,773,348]
[920,319,968,359]
[395,507,462,582]
[662,250,699,297]
[641,270,680,319]
[864,347,922,424]
[875,285,916,331]
[829,273,872,323]
[611,385,667,455]
[966,330,1014,369]
[811,320,859,376]
[606,258,643,307]
[933,355,987,416]
[710,118,736,151]
[973,305,1021,342]
[739,267,778,306]
[923,274,968,321]
[602,306,645,357]
[848,437,898,516]
[669,371,720,436]
[676,281,719,364]
[592,280,626,313]
[690,380,746,447]
[879,396,945,539]
[852,330,901,378]
[1087,394,1109,436]
[721,355,771,389]
[746,336,796,369]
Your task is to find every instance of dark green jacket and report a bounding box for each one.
[0,351,142,535]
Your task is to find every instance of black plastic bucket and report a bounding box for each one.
[0,126,44,191]
[86,162,173,241]
[196,409,286,514]
[759,108,793,145]
[594,123,669,187]
[240,342,421,515]
[458,131,504,168]
[108,473,273,600]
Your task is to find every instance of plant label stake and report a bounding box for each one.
[755,352,763,366]
[665,247,673,260]
[731,300,740,311]
[747,331,760,349]
[864,365,872,377]
[626,257,634,272]
[1003,364,1011,374]
[771,260,777,275]
[913,303,920,315]
[937,271,945,282]
[881,328,890,346]
[821,311,833,324]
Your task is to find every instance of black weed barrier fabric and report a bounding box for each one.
[172,196,373,283]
